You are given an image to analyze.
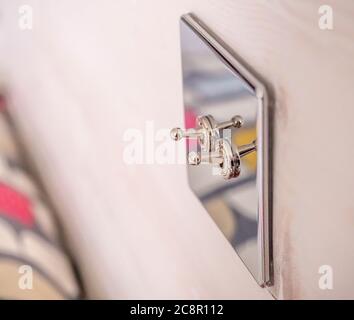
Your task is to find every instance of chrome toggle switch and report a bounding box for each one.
[170,115,243,153]
[179,13,272,287]
[170,115,256,179]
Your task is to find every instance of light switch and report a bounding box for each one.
[171,13,272,286]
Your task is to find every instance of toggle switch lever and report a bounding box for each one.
[170,115,256,179]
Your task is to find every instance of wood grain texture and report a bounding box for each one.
[0,0,353,299]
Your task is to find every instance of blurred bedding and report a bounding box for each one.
[0,95,80,299]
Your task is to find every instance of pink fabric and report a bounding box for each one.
[0,183,34,227]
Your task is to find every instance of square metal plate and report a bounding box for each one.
[180,13,272,286]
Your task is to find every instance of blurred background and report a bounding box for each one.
[0,0,354,299]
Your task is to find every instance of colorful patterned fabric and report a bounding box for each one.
[0,95,80,299]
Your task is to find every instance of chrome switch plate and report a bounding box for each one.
[179,13,272,286]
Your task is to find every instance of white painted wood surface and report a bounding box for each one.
[0,0,353,299]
